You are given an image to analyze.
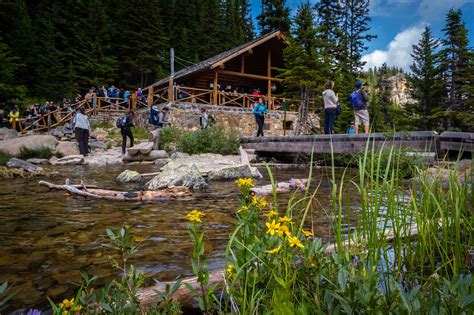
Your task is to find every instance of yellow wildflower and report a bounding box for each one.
[237,205,249,213]
[63,311,68,315]
[226,264,236,276]
[278,216,293,224]
[186,209,205,223]
[302,230,314,237]
[62,298,74,309]
[264,209,278,217]
[288,235,305,248]
[266,245,281,254]
[235,178,254,189]
[277,224,290,237]
[73,305,82,312]
[251,195,268,209]
[266,219,280,236]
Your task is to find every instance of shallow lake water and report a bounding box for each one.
[0,164,356,311]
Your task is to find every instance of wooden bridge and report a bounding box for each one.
[240,131,474,156]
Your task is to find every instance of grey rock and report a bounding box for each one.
[26,158,50,165]
[0,127,18,140]
[55,141,79,156]
[154,158,171,169]
[208,164,254,180]
[7,158,44,173]
[0,135,58,156]
[116,170,142,183]
[123,150,169,162]
[89,140,107,150]
[146,163,207,190]
[170,152,190,160]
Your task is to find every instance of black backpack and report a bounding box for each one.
[116,116,127,128]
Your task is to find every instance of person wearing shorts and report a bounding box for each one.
[353,81,370,134]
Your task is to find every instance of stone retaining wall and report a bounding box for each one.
[90,102,320,137]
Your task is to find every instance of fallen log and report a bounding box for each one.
[39,180,192,201]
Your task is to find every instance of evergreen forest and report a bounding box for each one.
[0,0,473,131]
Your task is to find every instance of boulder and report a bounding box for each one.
[54,141,79,156]
[146,164,207,190]
[51,155,84,165]
[170,152,190,160]
[154,158,171,169]
[208,164,254,180]
[89,140,107,150]
[26,158,50,165]
[48,125,72,138]
[83,148,123,166]
[414,159,472,187]
[0,127,18,140]
[0,135,58,156]
[7,158,44,173]
[90,128,109,141]
[117,170,142,183]
[122,150,169,162]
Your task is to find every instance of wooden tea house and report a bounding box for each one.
[143,30,289,110]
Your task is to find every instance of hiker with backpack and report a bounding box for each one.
[349,81,370,134]
[117,110,135,154]
[253,97,267,137]
[322,80,338,134]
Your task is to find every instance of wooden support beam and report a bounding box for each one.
[267,49,272,108]
[213,71,218,105]
[167,79,174,103]
[241,55,245,73]
[216,70,282,82]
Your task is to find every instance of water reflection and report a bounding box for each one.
[0,164,350,310]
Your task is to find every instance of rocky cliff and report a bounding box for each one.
[386,73,416,106]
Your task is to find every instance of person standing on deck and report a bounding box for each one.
[322,81,338,134]
[119,110,135,154]
[253,97,267,137]
[351,81,370,134]
[72,106,91,156]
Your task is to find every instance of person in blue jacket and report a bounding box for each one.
[253,97,267,137]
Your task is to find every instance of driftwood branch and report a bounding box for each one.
[38,180,192,201]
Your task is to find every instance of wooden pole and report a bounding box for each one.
[168,48,175,103]
[213,71,218,105]
[148,87,154,106]
[241,55,245,73]
[267,49,272,109]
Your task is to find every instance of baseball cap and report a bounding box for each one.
[355,81,364,88]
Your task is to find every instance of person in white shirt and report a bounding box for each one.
[72,106,91,156]
[322,80,338,134]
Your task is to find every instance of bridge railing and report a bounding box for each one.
[16,96,148,134]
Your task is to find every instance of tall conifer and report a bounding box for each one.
[257,0,291,35]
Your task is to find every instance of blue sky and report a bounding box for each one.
[249,0,474,70]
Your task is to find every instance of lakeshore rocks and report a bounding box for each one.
[90,128,109,141]
[123,150,169,162]
[414,159,472,186]
[0,127,18,140]
[147,164,207,190]
[208,164,254,180]
[7,158,44,173]
[89,140,107,150]
[84,148,123,166]
[51,155,84,165]
[55,141,80,156]
[0,135,58,155]
[117,170,142,183]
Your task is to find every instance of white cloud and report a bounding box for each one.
[362,25,425,71]
[418,0,474,21]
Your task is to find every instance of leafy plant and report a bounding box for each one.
[0,282,20,312]
[0,150,11,165]
[176,126,239,155]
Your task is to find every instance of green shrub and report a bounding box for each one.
[131,126,149,140]
[16,147,57,160]
[0,151,11,166]
[91,120,113,130]
[176,126,239,155]
[159,125,181,151]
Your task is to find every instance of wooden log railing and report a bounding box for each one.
[16,96,149,134]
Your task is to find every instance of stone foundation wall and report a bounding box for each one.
[90,102,320,137]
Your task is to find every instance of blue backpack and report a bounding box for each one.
[349,90,365,110]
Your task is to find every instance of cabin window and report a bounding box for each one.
[284,121,293,130]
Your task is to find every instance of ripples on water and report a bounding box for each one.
[0,164,352,311]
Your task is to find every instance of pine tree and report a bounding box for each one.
[408,26,443,130]
[0,42,27,104]
[238,0,255,42]
[257,0,291,35]
[114,0,168,87]
[279,2,323,134]
[438,9,474,130]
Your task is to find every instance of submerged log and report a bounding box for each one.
[39,180,192,201]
